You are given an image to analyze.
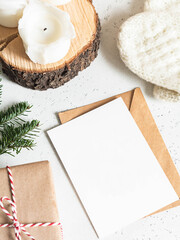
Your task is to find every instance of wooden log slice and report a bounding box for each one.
[0,0,100,90]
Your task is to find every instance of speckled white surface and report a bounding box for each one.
[0,0,180,239]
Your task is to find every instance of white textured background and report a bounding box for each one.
[1,0,180,239]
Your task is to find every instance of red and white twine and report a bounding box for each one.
[0,166,63,240]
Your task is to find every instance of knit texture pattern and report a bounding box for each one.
[118,0,180,101]
[145,0,180,101]
[144,0,180,11]
[153,85,180,102]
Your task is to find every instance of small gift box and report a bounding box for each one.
[0,161,62,240]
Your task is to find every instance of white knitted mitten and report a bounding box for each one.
[144,0,180,11]
[144,0,180,101]
[153,85,180,102]
[117,0,180,101]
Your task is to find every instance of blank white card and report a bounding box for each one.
[48,98,178,239]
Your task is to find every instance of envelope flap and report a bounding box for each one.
[130,89,180,197]
[58,90,134,124]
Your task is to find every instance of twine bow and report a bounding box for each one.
[0,166,63,240]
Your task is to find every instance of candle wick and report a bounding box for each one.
[44,28,47,31]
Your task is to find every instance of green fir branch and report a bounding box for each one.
[0,102,32,127]
[0,76,40,156]
[0,78,2,106]
[1,139,35,156]
[0,120,40,156]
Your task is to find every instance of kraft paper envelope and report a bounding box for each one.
[58,88,180,215]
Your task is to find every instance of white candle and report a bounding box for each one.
[0,0,71,28]
[18,0,75,64]
[0,0,27,28]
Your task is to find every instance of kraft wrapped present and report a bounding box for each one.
[0,161,62,240]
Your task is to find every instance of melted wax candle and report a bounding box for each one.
[0,0,28,28]
[0,0,71,28]
[18,0,75,64]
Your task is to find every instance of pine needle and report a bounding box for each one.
[0,120,40,155]
[0,78,2,106]
[0,76,40,156]
[0,102,32,127]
